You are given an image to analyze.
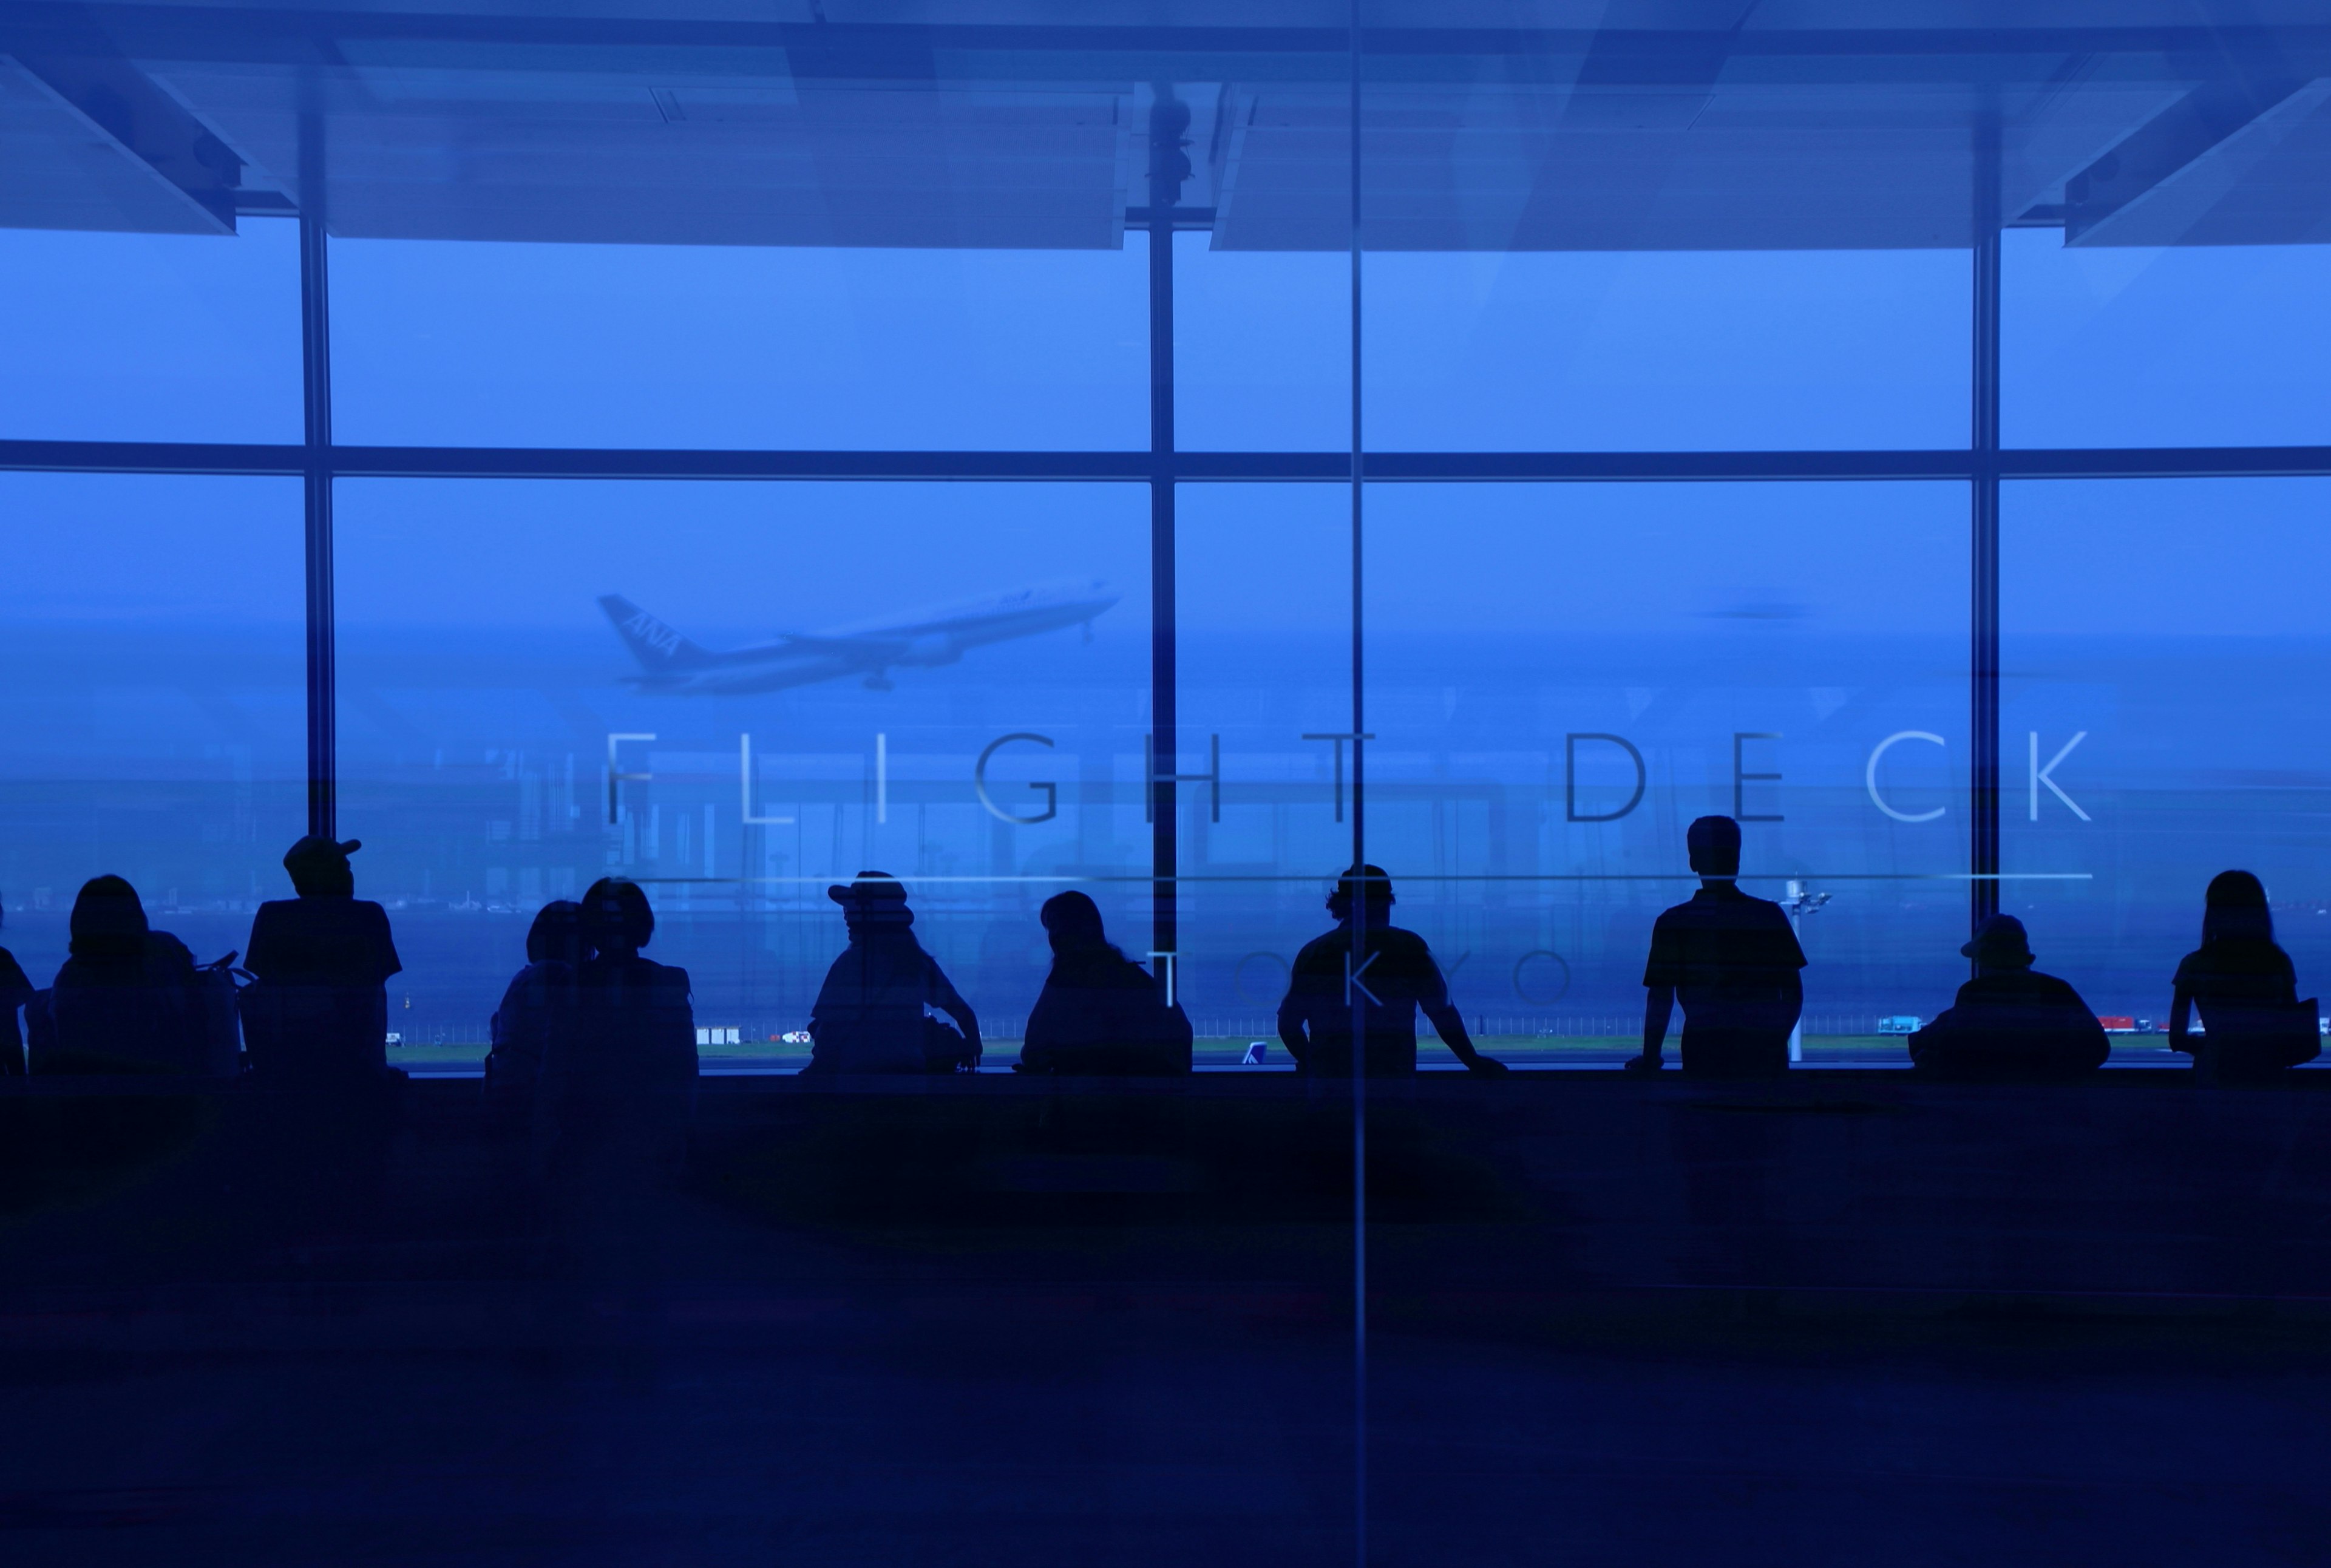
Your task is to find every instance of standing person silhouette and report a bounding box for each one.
[243,836,402,1082]
[2169,871,2319,1081]
[805,873,981,1074]
[1627,816,1804,1078]
[1277,866,1506,1077]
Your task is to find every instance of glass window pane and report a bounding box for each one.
[1176,234,1349,452]
[0,473,305,984]
[2004,232,2331,449]
[0,219,302,443]
[1363,481,1969,1065]
[1360,250,1969,452]
[332,239,1149,450]
[1176,484,1352,1063]
[334,479,1149,1069]
[2003,478,2331,1049]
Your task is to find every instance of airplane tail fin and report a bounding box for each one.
[599,595,712,671]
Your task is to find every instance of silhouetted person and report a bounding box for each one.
[806,873,980,1074]
[1908,915,2109,1080]
[0,899,29,1076]
[41,875,202,1074]
[1018,891,1192,1074]
[485,898,581,1126]
[1278,866,1507,1077]
[1627,816,1803,1078]
[535,880,697,1182]
[2170,871,2318,1082]
[242,836,402,1084]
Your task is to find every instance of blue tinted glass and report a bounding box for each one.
[1175,234,1349,451]
[332,238,1149,450]
[1176,484,1351,1059]
[1363,481,1967,1063]
[333,478,1148,1068]
[1362,251,1968,451]
[2003,478,2331,1039]
[2005,232,2331,448]
[0,219,300,443]
[0,473,305,984]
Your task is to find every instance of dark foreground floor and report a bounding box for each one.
[3,1073,2328,1566]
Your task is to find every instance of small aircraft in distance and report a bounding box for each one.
[600,580,1120,695]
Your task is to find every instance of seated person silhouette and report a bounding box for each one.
[40,875,203,1074]
[242,836,402,1084]
[2170,870,2318,1082]
[0,900,30,1076]
[485,898,582,1123]
[1017,891,1193,1075]
[535,880,697,1175]
[1278,866,1507,1077]
[1626,816,1803,1078]
[1908,915,2109,1081]
[804,872,981,1074]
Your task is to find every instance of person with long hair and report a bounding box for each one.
[535,880,697,1184]
[2170,871,2318,1081]
[42,875,202,1073]
[484,898,582,1125]
[1018,891,1191,1074]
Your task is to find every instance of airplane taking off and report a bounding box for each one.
[599,580,1119,695]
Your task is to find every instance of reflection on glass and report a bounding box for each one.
[2003,479,2331,1046]
[0,474,306,987]
[1363,483,1969,1064]
[333,480,1149,1068]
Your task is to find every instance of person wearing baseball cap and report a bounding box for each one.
[1905,914,2108,1080]
[242,833,402,1082]
[803,873,980,1074]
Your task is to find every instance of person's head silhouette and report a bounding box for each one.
[69,875,148,960]
[283,835,361,898]
[526,898,583,967]
[1039,889,1116,959]
[1686,816,1742,883]
[827,872,914,936]
[1326,864,1395,928]
[580,878,654,962]
[2202,870,2274,946]
[1961,914,2036,974]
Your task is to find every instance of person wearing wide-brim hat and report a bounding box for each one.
[803,872,980,1074]
[243,833,402,1082]
[1907,914,2109,1080]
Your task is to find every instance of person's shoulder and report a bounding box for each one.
[2027,969,2091,1006]
[145,930,197,971]
[1292,929,1347,966]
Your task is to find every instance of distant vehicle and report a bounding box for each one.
[600,580,1119,695]
[1876,1015,1922,1035]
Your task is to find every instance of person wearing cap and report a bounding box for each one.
[2168,871,2316,1081]
[1277,865,1507,1077]
[242,835,402,1081]
[804,873,980,1074]
[1626,816,1805,1078]
[1907,914,2109,1080]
